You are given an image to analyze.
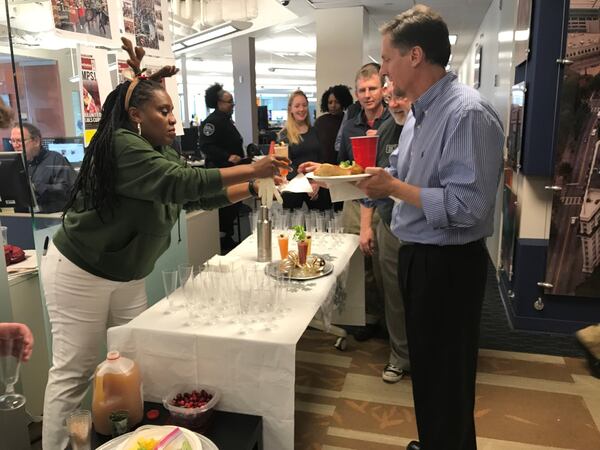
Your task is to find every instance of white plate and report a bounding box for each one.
[96,425,218,450]
[309,173,372,182]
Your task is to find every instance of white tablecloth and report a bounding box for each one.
[108,233,364,450]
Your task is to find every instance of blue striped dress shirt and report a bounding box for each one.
[388,72,504,245]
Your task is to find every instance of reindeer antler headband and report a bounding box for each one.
[121,37,179,110]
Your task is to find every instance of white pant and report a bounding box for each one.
[41,243,147,450]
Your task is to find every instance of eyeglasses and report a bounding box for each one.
[219,99,235,105]
[9,137,32,145]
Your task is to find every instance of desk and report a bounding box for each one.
[7,268,50,416]
[92,402,262,450]
[108,233,364,450]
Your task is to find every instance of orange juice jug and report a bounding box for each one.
[91,351,143,435]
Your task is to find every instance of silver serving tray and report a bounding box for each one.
[265,258,334,281]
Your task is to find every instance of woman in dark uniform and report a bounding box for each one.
[199,83,246,252]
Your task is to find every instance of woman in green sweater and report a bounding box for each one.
[40,39,289,449]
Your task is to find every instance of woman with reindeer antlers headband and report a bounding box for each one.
[40,37,290,448]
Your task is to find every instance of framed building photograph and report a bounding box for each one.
[507,82,526,169]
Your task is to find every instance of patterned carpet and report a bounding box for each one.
[479,262,584,358]
[294,329,600,450]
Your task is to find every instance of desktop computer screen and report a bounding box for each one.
[43,137,85,165]
[180,127,201,158]
[0,151,34,210]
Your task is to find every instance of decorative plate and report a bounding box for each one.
[265,258,334,281]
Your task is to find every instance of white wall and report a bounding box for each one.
[458,0,518,268]
[315,7,368,109]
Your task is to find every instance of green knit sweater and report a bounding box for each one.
[53,128,230,281]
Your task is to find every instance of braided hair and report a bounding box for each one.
[63,78,165,219]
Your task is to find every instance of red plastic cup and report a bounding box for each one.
[350,135,378,168]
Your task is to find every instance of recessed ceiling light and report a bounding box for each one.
[449,35,458,45]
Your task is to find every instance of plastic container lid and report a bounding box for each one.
[96,350,135,376]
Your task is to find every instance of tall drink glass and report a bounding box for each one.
[0,335,26,410]
[274,143,289,177]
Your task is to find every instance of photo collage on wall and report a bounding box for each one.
[132,0,164,49]
[126,0,172,57]
[544,2,600,298]
[50,0,172,58]
[50,0,112,39]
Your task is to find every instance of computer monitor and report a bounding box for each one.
[180,127,201,158]
[42,137,85,165]
[0,151,35,211]
[2,137,12,152]
[257,105,269,131]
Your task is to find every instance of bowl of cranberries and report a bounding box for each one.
[162,385,221,429]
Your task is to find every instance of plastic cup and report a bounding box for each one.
[274,143,289,177]
[109,410,129,437]
[66,410,91,450]
[298,240,308,266]
[350,135,378,168]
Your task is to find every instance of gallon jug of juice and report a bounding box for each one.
[91,351,143,436]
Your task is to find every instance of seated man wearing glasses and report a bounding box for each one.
[10,123,76,213]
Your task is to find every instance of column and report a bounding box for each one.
[179,54,190,127]
[315,6,369,114]
[231,36,258,147]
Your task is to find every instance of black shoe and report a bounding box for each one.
[353,323,378,342]
[406,441,421,450]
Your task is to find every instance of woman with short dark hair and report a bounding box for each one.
[314,84,353,164]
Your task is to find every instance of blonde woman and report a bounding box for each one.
[279,90,331,210]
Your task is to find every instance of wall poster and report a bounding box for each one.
[544,2,600,297]
[77,45,112,145]
[50,0,120,45]
[49,0,173,58]
[126,0,172,57]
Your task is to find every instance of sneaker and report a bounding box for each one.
[382,363,406,383]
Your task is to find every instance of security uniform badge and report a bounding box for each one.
[203,123,215,136]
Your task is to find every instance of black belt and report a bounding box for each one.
[402,239,484,248]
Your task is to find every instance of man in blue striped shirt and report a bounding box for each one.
[358,5,504,450]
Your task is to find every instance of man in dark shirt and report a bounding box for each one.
[10,123,76,213]
[337,63,389,341]
[359,81,411,383]
[337,63,389,164]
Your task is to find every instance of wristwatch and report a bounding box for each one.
[248,179,258,197]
